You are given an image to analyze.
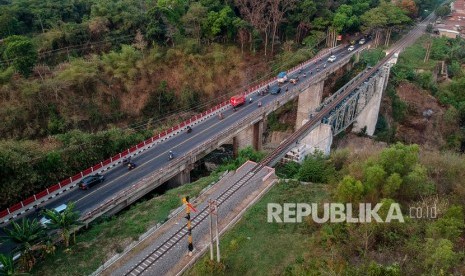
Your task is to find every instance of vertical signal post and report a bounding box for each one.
[183,196,196,256]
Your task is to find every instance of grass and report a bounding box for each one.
[186,180,329,276]
[31,172,221,276]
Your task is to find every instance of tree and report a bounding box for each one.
[336,175,364,203]
[0,10,21,37]
[426,205,464,242]
[423,238,462,274]
[268,0,296,55]
[204,6,237,42]
[400,0,418,18]
[297,151,334,183]
[364,164,386,199]
[378,143,419,176]
[0,254,20,276]
[382,173,402,198]
[182,2,208,43]
[435,5,451,17]
[42,202,81,247]
[2,218,44,271]
[2,35,37,77]
[235,0,268,53]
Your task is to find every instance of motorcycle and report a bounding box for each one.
[169,151,174,160]
[258,101,262,107]
[218,113,224,120]
[122,156,131,167]
[127,162,137,170]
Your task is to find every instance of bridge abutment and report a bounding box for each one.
[295,80,324,130]
[352,65,391,136]
[301,123,333,156]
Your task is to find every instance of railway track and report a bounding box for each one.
[124,163,263,275]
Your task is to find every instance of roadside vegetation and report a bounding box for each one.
[188,143,465,275]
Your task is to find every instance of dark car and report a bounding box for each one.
[79,174,105,190]
[270,87,281,95]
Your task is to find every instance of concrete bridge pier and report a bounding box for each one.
[352,65,391,136]
[295,80,324,130]
[301,123,333,156]
[233,119,264,156]
[166,168,191,188]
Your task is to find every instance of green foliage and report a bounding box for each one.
[402,164,435,198]
[360,49,384,66]
[42,202,82,247]
[426,205,464,241]
[297,151,335,183]
[336,175,364,202]
[0,254,16,276]
[142,80,177,118]
[276,161,300,179]
[363,164,386,194]
[379,143,419,176]
[422,238,462,274]
[383,173,402,197]
[3,218,45,271]
[387,85,407,122]
[435,5,451,17]
[101,45,141,84]
[448,60,462,78]
[2,35,37,77]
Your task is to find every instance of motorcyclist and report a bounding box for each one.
[128,162,136,170]
[249,97,253,103]
[258,101,262,107]
[218,112,224,119]
[169,150,174,159]
[303,72,307,77]
[324,63,327,68]
[187,126,192,133]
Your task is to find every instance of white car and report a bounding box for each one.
[359,38,366,45]
[40,204,67,226]
[348,45,355,51]
[327,55,337,62]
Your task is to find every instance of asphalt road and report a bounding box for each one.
[0,42,363,255]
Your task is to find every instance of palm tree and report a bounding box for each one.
[42,202,82,248]
[2,218,44,272]
[0,253,28,276]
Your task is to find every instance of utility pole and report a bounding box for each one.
[209,200,214,260]
[424,40,432,62]
[208,199,220,262]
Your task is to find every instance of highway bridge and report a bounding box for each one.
[0,11,434,258]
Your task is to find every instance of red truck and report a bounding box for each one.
[230,95,245,107]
